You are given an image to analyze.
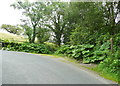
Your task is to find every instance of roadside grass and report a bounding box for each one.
[91,67,119,84]
[34,53,79,64]
[0,33,27,42]
[79,65,119,84]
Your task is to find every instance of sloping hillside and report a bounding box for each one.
[0,33,27,42]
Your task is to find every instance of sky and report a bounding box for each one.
[0,0,23,26]
[0,0,37,33]
[0,0,23,33]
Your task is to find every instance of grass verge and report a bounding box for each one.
[91,67,119,84]
[0,33,27,42]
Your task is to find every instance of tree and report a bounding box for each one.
[45,2,68,46]
[68,2,105,45]
[11,1,47,43]
[36,28,50,44]
[102,1,120,35]
[20,24,33,43]
[1,24,23,35]
[101,1,120,52]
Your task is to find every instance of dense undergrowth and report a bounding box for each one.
[1,39,57,54]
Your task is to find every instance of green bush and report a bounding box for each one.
[98,50,120,74]
[16,43,50,54]
[84,41,110,63]
[55,44,94,61]
[1,40,53,54]
[44,42,58,53]
[55,42,114,64]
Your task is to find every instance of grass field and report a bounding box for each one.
[0,33,27,42]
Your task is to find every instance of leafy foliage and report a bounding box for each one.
[45,2,68,46]
[56,36,119,64]
[56,44,94,61]
[1,24,23,35]
[11,1,47,43]
[20,25,33,43]
[96,51,120,78]
[1,40,55,54]
[37,28,50,44]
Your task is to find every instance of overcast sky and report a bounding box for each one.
[0,0,37,33]
[0,0,23,26]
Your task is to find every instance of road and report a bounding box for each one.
[1,50,115,84]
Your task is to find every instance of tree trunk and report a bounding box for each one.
[57,39,61,47]
[31,25,36,43]
[29,38,32,43]
[110,38,114,53]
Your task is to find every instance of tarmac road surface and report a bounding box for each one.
[1,50,116,84]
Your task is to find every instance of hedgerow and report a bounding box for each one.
[1,39,55,54]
